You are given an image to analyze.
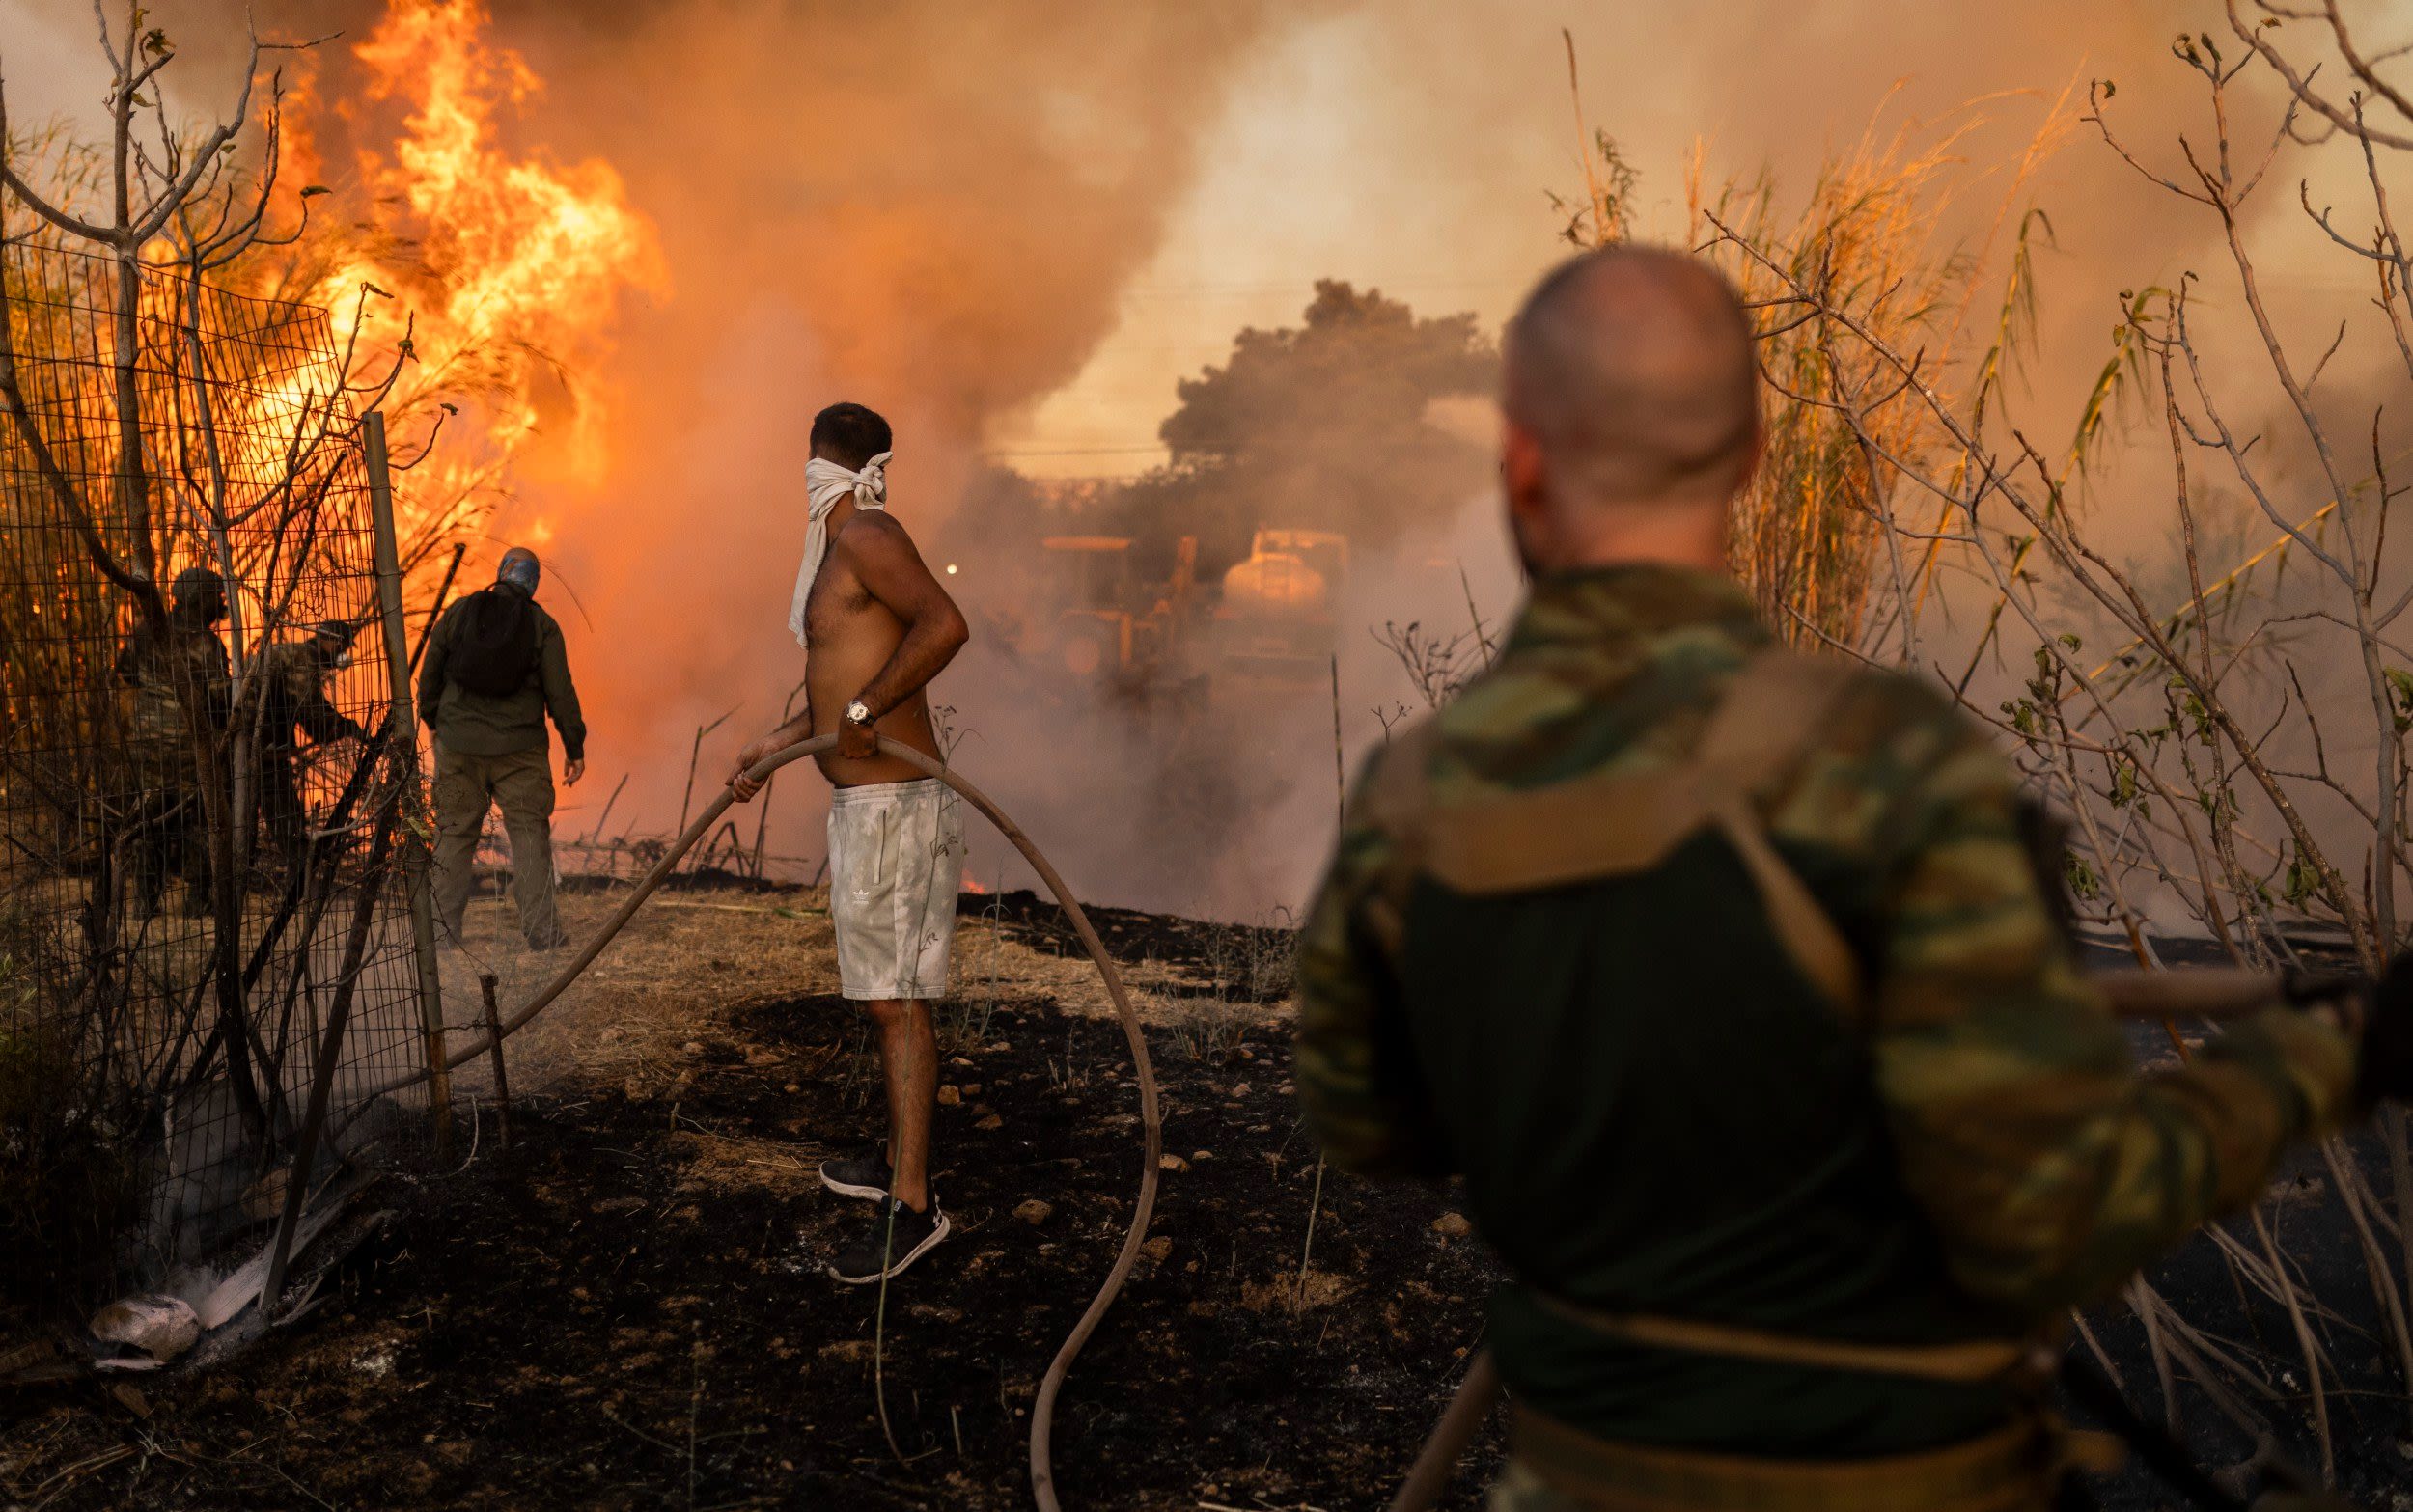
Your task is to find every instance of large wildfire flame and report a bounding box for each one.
[291,0,663,544]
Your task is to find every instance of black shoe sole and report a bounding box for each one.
[819,1165,892,1202]
[827,1211,952,1284]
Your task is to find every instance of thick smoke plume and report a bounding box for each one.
[132,0,1327,898]
[20,0,2397,921]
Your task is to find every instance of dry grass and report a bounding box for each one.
[431,880,1294,1116]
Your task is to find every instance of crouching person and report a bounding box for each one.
[729,402,970,1284]
[420,546,587,951]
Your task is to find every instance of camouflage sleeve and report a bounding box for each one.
[1294,746,1443,1179]
[1863,695,2358,1316]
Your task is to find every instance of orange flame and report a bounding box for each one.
[295,0,664,532]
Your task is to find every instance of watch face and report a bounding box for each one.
[846,701,871,725]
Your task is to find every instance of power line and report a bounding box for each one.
[983,444,1167,459]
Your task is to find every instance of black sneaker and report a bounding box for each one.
[828,1197,950,1285]
[819,1147,894,1202]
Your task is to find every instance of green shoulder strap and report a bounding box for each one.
[1364,647,1866,1019]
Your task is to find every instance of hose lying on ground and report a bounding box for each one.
[347,736,2324,1510]
[356,734,1155,1512]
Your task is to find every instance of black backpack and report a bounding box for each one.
[446,586,540,698]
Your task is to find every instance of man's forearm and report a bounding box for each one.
[852,617,966,720]
[762,701,817,754]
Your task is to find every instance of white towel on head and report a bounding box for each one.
[789,451,891,648]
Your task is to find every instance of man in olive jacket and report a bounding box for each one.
[419,546,586,949]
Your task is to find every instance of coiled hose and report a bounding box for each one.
[367,734,1157,1512]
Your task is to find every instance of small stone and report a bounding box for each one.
[975,1113,1005,1131]
[682,1041,704,1056]
[1157,1154,1189,1173]
[1141,1236,1174,1264]
[961,1083,983,1097]
[783,1083,800,1094]
[936,1086,961,1106]
[971,1103,993,1117]
[1229,1084,1251,1097]
[1191,1150,1212,1162]
[1431,1212,1473,1239]
[1013,1199,1053,1225]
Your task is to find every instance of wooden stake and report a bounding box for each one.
[479,972,512,1149]
[366,412,452,1158]
[1457,562,1493,670]
[674,707,738,870]
[584,771,629,845]
[1329,653,1346,827]
[751,677,808,880]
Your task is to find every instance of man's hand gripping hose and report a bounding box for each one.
[358,734,1152,1512]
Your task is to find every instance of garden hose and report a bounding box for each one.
[363,733,1157,1512]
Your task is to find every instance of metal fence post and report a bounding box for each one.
[364,411,454,1157]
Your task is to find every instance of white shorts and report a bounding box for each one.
[826,777,963,1001]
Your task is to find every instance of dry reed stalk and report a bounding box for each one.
[2248,1207,2335,1483]
[2128,1276,2185,1434]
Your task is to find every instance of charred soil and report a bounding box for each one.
[0,883,1501,1510]
[4,887,2407,1509]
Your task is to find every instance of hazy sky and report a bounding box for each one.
[982,0,2262,477]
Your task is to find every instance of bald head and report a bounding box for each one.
[1504,246,1760,522]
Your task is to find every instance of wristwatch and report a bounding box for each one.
[844,699,873,728]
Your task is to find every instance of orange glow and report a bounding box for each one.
[285,0,664,540]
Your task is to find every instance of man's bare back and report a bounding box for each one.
[802,511,948,786]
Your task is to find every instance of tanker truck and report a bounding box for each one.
[1211,527,1349,696]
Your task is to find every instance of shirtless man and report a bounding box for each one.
[729,401,971,1283]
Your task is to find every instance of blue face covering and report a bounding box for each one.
[497,549,541,595]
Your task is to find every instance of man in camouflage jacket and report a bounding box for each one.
[254,620,369,864]
[1295,248,2400,1510]
[115,566,232,914]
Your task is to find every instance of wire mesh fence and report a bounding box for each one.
[1,236,437,1328]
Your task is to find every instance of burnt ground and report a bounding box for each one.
[0,882,1502,1511]
[4,883,2412,1510]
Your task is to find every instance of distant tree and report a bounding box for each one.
[1116,281,1496,574]
[1162,279,1494,465]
